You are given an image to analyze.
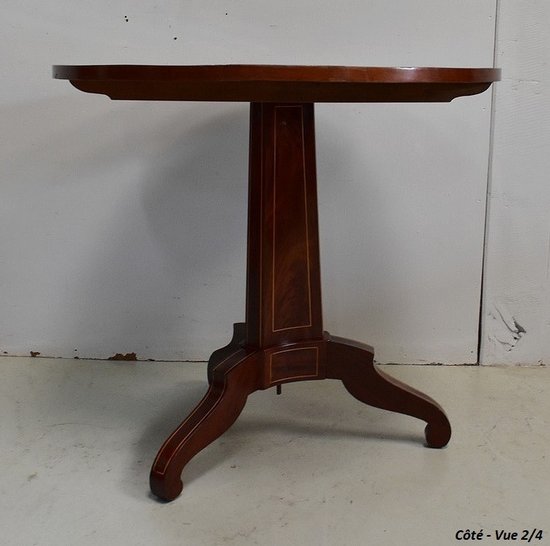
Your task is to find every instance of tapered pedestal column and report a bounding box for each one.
[150,103,451,501]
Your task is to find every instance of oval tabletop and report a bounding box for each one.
[53,64,500,103]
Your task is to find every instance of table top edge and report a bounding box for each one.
[52,64,501,84]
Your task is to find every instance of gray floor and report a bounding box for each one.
[1,357,548,546]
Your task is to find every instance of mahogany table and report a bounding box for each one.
[53,64,500,501]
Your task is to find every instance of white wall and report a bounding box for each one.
[1,1,497,362]
[480,1,550,365]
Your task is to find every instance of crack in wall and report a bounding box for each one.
[487,303,526,352]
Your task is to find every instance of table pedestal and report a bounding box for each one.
[150,103,451,501]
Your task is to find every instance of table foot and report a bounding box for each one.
[150,348,260,501]
[326,334,451,448]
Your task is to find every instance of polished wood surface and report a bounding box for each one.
[54,64,499,501]
[245,103,323,349]
[53,64,500,102]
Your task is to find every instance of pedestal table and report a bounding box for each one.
[53,64,500,501]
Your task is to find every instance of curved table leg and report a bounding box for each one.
[150,348,260,501]
[326,334,451,448]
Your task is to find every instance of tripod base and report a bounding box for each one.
[150,325,451,501]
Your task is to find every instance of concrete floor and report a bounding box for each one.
[1,357,548,546]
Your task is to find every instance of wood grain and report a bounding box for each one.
[245,103,323,348]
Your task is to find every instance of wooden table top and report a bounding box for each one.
[53,64,500,103]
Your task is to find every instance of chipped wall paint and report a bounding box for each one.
[480,1,550,365]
